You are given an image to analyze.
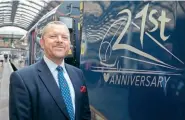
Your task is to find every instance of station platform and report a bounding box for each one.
[0,61,14,120]
[0,59,24,120]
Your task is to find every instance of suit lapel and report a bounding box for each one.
[65,64,81,120]
[37,59,70,120]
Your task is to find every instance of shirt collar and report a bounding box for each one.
[43,55,66,73]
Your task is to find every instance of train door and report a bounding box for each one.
[56,1,81,67]
[59,16,80,67]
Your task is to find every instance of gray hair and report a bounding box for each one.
[41,21,70,39]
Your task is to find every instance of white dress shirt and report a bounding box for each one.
[43,55,75,113]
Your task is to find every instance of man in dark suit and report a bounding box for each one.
[9,21,91,120]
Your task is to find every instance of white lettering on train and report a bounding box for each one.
[108,74,170,88]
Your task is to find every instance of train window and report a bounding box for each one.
[59,16,73,29]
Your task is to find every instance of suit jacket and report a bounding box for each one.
[9,59,91,120]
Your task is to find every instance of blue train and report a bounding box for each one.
[23,1,185,120]
[80,1,185,120]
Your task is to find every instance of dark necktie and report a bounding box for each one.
[56,66,75,120]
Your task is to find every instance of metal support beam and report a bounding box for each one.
[14,17,33,24]
[18,6,44,15]
[15,14,34,21]
[27,9,48,30]
[11,1,19,23]
[0,1,60,30]
[0,10,11,12]
[19,3,41,12]
[0,24,26,30]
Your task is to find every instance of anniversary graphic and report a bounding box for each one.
[81,1,185,120]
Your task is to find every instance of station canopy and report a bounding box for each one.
[0,0,61,31]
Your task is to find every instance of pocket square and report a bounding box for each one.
[80,86,86,93]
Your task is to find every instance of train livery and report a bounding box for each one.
[80,1,185,120]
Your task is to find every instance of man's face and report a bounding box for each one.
[40,24,71,61]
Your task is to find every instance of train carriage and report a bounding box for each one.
[80,1,185,120]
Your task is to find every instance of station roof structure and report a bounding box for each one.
[0,0,61,31]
